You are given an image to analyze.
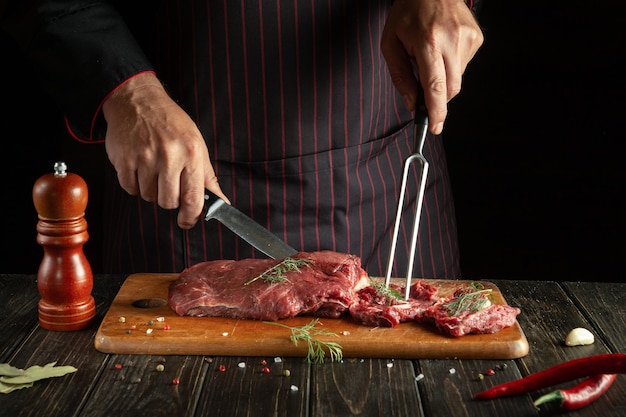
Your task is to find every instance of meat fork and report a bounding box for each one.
[384,90,429,300]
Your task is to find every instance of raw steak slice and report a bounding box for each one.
[422,285,521,337]
[168,251,370,321]
[349,281,439,327]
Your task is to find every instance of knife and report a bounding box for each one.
[204,190,298,259]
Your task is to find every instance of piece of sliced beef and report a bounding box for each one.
[168,250,370,321]
[422,286,521,337]
[349,281,440,327]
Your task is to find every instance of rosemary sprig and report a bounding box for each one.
[245,257,314,285]
[441,282,493,317]
[370,279,404,304]
[264,319,343,364]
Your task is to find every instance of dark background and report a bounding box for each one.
[2,1,624,281]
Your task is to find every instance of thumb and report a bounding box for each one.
[205,169,230,205]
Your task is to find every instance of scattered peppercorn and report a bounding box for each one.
[486,369,495,376]
[163,324,170,330]
[118,316,126,323]
[133,377,142,384]
[262,367,270,374]
[219,365,227,372]
[114,363,123,370]
[125,329,131,334]
[261,359,267,366]
[147,320,154,326]
[283,370,291,377]
[156,364,165,372]
[130,325,137,330]
[172,378,180,385]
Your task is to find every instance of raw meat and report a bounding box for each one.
[349,281,439,327]
[422,286,521,337]
[168,251,370,321]
[169,251,520,337]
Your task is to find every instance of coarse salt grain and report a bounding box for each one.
[290,385,299,392]
[387,362,394,368]
[238,362,246,368]
[221,332,229,337]
[342,331,350,336]
[146,328,153,334]
[449,368,456,374]
[415,373,425,382]
[274,357,282,363]
[156,316,165,322]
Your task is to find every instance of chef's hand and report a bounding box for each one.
[102,71,229,229]
[381,0,483,135]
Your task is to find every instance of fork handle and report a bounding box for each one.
[413,87,429,153]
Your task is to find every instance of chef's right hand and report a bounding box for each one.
[102,71,229,229]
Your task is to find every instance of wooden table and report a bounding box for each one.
[1,274,624,417]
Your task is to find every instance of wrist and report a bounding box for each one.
[102,71,167,120]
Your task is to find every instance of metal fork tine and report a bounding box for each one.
[385,91,429,300]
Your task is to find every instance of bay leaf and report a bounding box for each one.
[0,363,25,377]
[0,380,33,394]
[0,362,77,385]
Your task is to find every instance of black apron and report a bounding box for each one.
[102,0,461,278]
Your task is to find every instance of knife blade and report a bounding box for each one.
[204,190,298,259]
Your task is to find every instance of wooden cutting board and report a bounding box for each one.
[95,274,529,359]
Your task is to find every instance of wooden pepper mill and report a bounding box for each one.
[32,161,96,331]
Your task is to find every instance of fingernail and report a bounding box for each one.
[434,122,444,135]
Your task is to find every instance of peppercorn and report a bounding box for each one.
[156,364,165,372]
[114,363,123,370]
[172,378,180,385]
[262,367,270,374]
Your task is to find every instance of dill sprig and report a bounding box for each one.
[370,279,404,304]
[441,282,493,317]
[245,257,314,285]
[264,319,343,364]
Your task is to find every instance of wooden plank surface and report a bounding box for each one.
[95,274,528,359]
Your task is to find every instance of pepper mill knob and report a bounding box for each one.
[33,161,96,331]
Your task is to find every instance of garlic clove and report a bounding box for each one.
[565,327,595,346]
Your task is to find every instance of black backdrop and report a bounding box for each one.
[2,1,624,281]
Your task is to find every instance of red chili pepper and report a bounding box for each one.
[533,374,616,411]
[474,353,626,400]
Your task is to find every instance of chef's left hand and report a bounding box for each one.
[381,0,483,135]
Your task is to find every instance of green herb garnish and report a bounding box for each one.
[245,257,314,285]
[0,362,77,394]
[264,319,343,364]
[370,279,404,304]
[441,282,493,317]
